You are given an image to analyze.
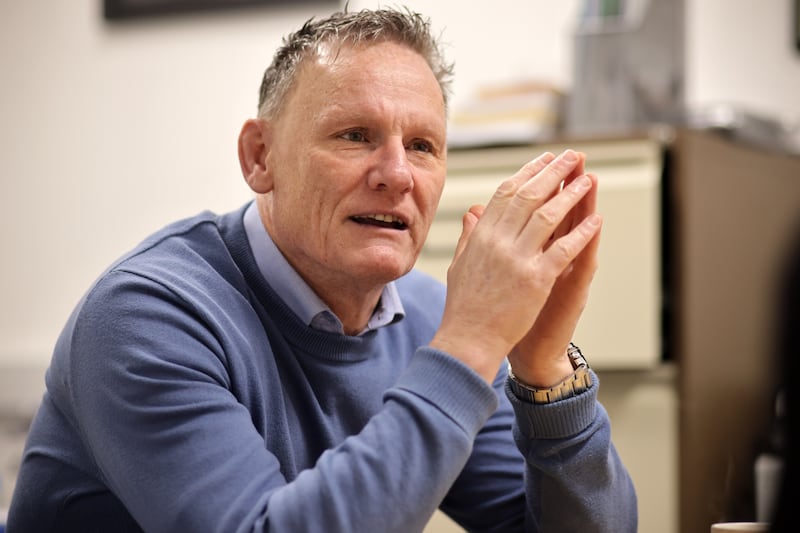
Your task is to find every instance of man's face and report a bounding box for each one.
[261,41,447,292]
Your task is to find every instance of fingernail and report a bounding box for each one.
[574,175,592,190]
[587,213,602,226]
[563,150,577,163]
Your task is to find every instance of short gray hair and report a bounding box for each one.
[257,7,454,118]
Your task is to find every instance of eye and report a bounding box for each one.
[341,130,368,143]
[409,139,433,153]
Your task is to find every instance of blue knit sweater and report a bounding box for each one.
[8,204,637,532]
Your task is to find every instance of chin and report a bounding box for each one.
[371,263,412,284]
[355,255,415,284]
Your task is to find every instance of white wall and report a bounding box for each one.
[2,0,799,368]
[350,0,583,106]
[687,0,800,121]
[0,1,327,366]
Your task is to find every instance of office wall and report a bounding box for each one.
[687,0,800,120]
[1,0,799,369]
[0,1,320,367]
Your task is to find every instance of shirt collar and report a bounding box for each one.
[243,202,405,335]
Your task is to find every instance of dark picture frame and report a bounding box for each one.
[795,0,800,52]
[104,0,332,20]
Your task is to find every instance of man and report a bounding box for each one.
[8,7,637,532]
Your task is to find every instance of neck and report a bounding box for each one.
[314,282,384,335]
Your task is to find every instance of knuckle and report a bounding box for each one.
[532,206,559,227]
[515,185,546,204]
[552,239,575,261]
[520,158,544,175]
[493,177,518,198]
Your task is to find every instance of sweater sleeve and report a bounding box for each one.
[61,271,500,533]
[439,364,638,532]
[510,370,638,532]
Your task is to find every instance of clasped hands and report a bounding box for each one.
[430,149,602,388]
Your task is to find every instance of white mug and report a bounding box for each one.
[710,522,770,532]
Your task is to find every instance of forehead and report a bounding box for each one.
[289,41,446,118]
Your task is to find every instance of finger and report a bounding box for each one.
[497,150,584,240]
[547,171,598,251]
[542,212,603,276]
[567,214,602,282]
[517,171,595,251]
[508,152,557,192]
[550,152,587,241]
[451,204,485,264]
[477,151,555,227]
[574,171,599,222]
[561,151,587,188]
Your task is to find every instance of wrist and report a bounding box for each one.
[507,357,574,389]
[429,331,508,384]
[507,343,576,388]
[507,343,592,404]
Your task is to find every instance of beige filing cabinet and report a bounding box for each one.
[419,135,678,533]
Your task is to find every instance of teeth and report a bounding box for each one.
[352,214,406,228]
[366,214,402,224]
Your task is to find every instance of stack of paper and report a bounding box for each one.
[447,81,563,149]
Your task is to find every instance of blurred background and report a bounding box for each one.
[1,1,799,531]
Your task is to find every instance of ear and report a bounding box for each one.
[238,118,273,194]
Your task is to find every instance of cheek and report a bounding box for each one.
[290,179,345,238]
[419,178,445,219]
[275,158,329,215]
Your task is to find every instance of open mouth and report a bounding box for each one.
[351,214,407,230]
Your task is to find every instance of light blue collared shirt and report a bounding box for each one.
[243,202,405,336]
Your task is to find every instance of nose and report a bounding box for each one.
[367,138,414,194]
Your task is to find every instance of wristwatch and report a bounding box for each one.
[507,343,592,404]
